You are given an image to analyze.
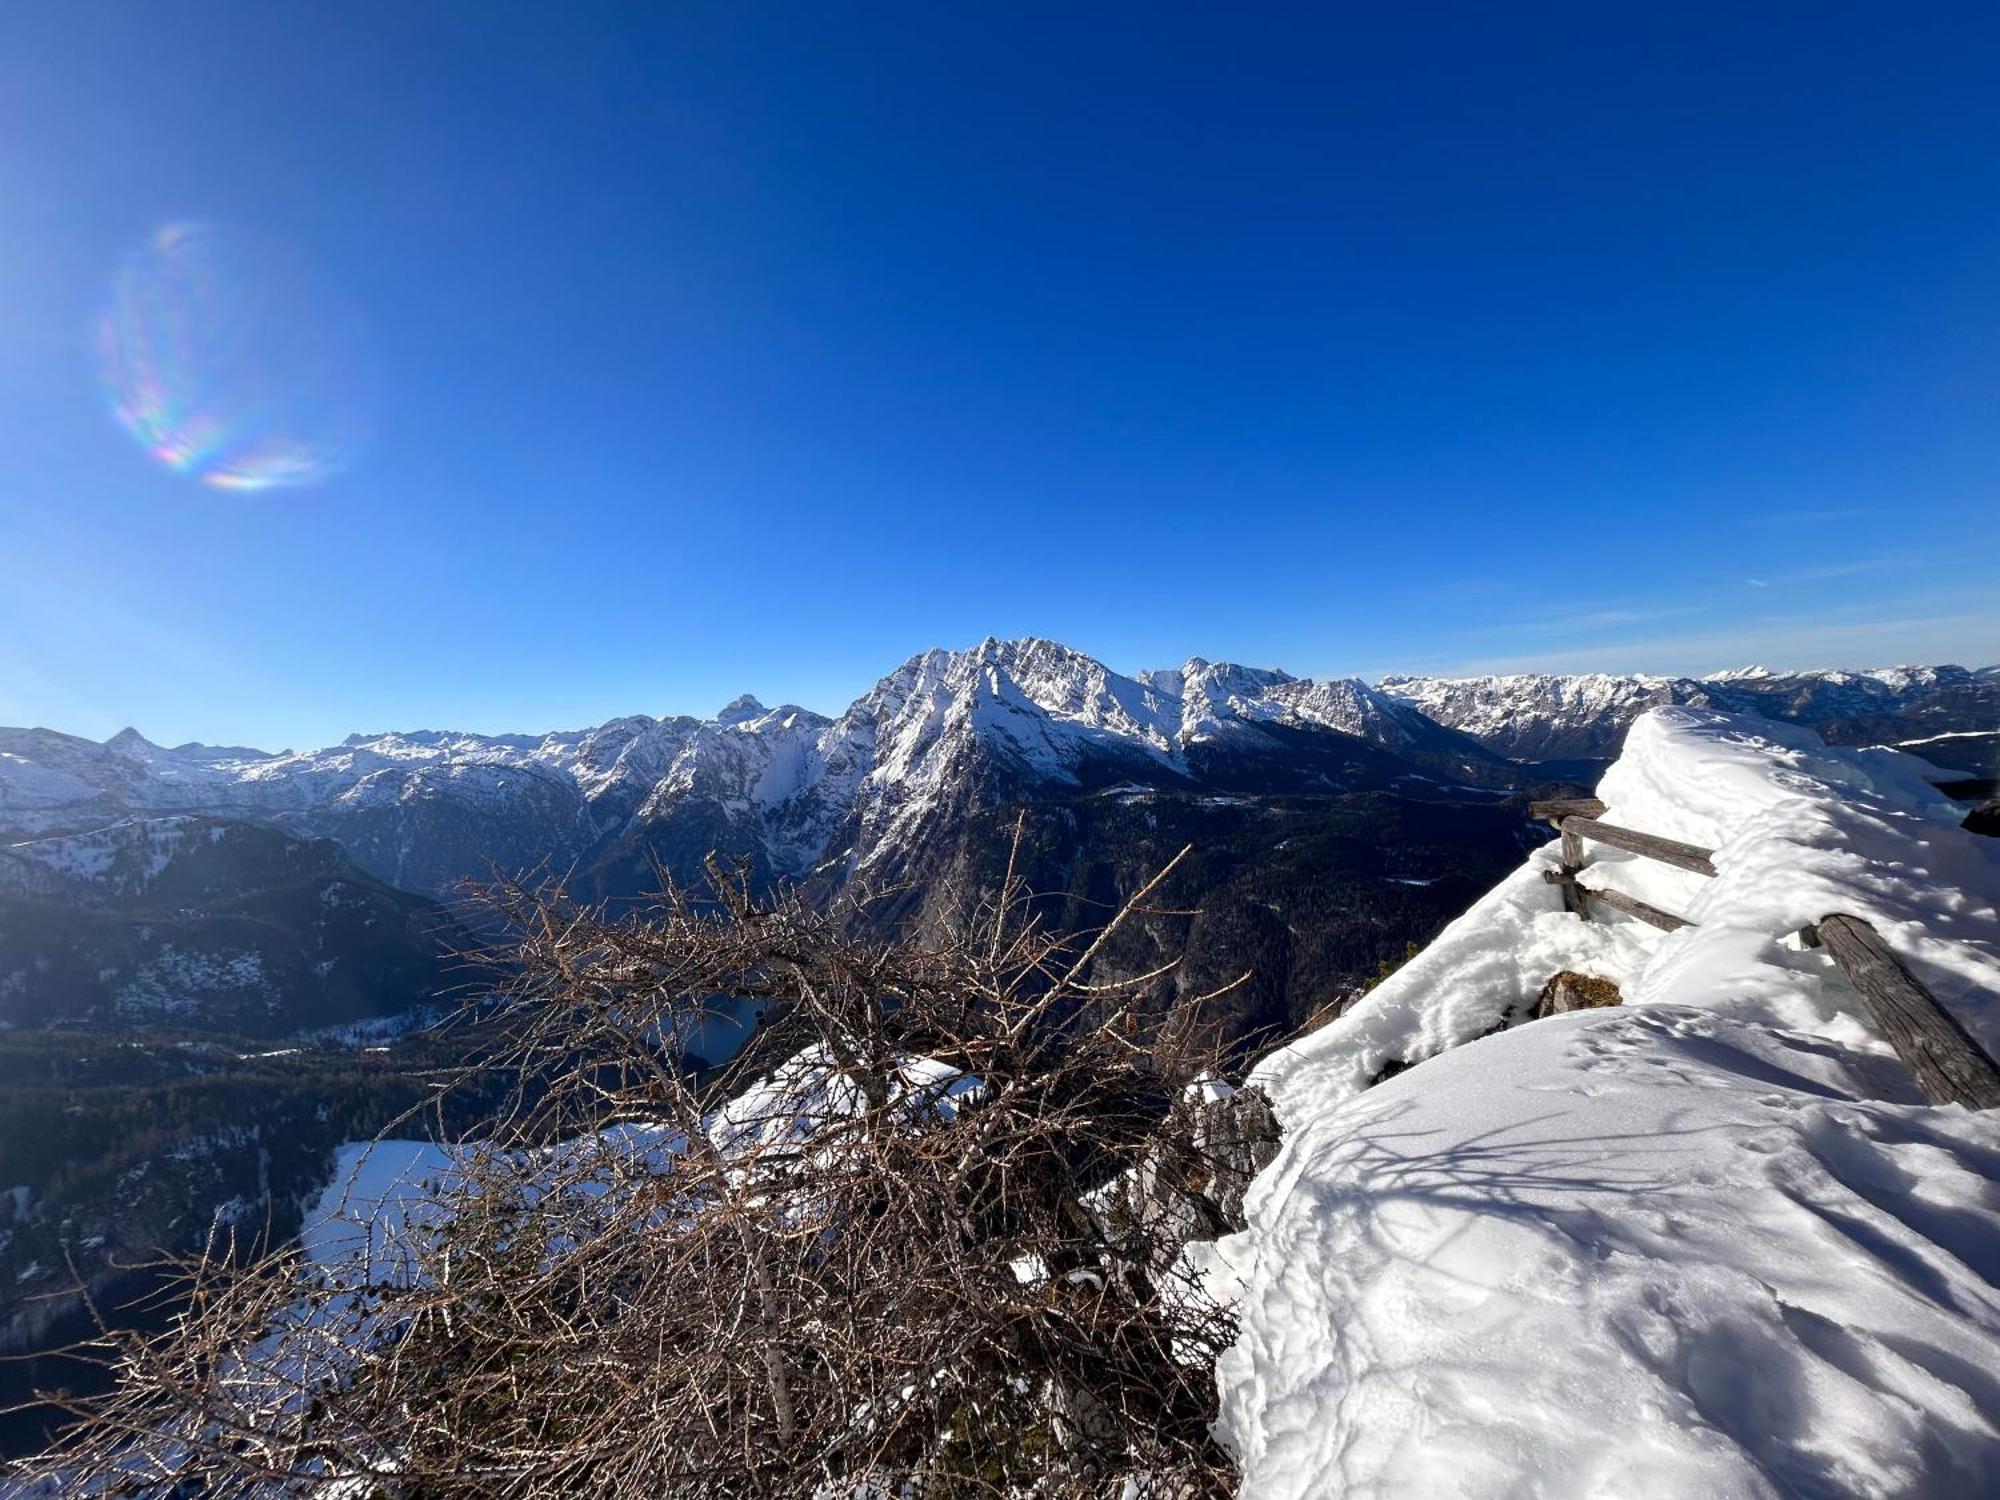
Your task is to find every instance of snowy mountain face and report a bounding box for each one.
[0,707,831,900]
[1703,663,2000,749]
[1382,663,2000,763]
[1377,672,1709,761]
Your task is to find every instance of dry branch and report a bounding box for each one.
[14,831,1257,1497]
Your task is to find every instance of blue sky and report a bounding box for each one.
[3,3,1998,749]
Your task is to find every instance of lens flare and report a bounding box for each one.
[97,222,373,491]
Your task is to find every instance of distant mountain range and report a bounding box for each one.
[1382,662,2000,763]
[2,639,1515,902]
[2,640,1994,1040]
[4,642,1993,896]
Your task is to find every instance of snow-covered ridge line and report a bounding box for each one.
[15,638,1435,790]
[1248,706,1999,1110]
[0,815,226,892]
[1207,707,2000,1497]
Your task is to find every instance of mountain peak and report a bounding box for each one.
[970,634,1087,667]
[717,694,768,727]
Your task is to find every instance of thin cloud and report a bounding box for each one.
[1444,610,2000,679]
[1744,559,1888,589]
[1460,601,1704,641]
[1734,505,1887,529]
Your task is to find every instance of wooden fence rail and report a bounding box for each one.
[1807,916,2000,1110]
[1529,797,1607,822]
[1558,816,1717,876]
[1538,872,1691,931]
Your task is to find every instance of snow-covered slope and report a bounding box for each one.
[0,817,220,898]
[1210,1007,2000,1498]
[1206,707,2000,1497]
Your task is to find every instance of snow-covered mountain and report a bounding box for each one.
[0,639,1510,902]
[5,642,1992,912]
[1383,662,2000,762]
[1378,671,1707,762]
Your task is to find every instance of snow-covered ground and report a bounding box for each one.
[1204,707,2000,1497]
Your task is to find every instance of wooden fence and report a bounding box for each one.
[1530,787,2000,1111]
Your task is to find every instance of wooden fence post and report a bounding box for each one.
[1557,823,1589,918]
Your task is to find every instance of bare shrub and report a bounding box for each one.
[13,831,1256,1497]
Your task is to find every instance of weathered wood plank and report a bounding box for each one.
[1559,816,1717,877]
[1541,867,1582,916]
[1814,913,2000,1110]
[1582,882,1692,932]
[1530,796,1607,823]
[1541,870,1693,931]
